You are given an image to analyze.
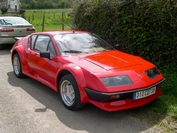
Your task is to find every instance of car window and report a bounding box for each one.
[31,35,37,49]
[34,35,50,52]
[3,17,31,25]
[34,35,57,56]
[28,34,38,49]
[47,40,57,56]
[54,33,114,55]
[0,20,6,25]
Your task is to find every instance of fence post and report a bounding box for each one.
[53,12,55,19]
[42,14,45,31]
[32,13,34,20]
[28,16,30,23]
[62,12,64,30]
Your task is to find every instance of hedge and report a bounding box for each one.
[72,0,177,66]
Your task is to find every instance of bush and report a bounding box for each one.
[1,7,8,14]
[71,0,177,66]
[19,9,26,18]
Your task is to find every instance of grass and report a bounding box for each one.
[0,9,73,32]
[158,64,177,118]
[25,9,73,32]
[128,63,177,132]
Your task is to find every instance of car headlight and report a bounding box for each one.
[145,67,160,79]
[100,76,133,87]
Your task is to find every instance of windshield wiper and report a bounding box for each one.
[62,50,82,53]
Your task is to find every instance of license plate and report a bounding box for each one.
[133,87,156,100]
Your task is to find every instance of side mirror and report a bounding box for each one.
[40,51,51,59]
[114,44,121,50]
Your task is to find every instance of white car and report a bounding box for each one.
[0,16,35,49]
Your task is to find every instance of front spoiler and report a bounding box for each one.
[89,88,162,112]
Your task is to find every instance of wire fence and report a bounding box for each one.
[25,10,72,32]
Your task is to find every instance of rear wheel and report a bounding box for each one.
[0,44,3,50]
[13,53,25,78]
[59,74,85,110]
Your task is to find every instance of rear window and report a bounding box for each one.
[3,17,31,25]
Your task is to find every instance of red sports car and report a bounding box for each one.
[11,30,165,112]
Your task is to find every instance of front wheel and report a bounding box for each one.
[59,74,85,110]
[13,53,25,78]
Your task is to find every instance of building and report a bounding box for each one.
[0,0,21,13]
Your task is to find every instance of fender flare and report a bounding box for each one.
[57,63,89,103]
[11,45,26,73]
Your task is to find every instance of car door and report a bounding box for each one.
[28,34,59,88]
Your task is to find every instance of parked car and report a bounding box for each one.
[0,16,35,49]
[11,30,165,112]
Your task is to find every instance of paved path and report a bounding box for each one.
[0,50,160,133]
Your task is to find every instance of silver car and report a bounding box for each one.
[0,16,35,49]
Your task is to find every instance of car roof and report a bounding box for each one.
[32,30,89,35]
[0,16,23,19]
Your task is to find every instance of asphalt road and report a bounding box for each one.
[0,49,160,133]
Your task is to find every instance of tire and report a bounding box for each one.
[59,74,85,110]
[12,53,25,78]
[0,44,3,50]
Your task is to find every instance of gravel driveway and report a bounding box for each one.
[0,49,160,133]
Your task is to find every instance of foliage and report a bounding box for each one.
[1,7,8,14]
[159,64,177,119]
[19,9,26,18]
[72,0,177,66]
[71,1,177,130]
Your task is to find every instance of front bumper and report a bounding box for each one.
[85,79,164,112]
[89,88,162,112]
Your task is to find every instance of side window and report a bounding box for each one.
[28,36,31,48]
[31,35,37,49]
[47,40,57,56]
[34,35,50,52]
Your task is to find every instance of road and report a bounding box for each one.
[0,49,160,133]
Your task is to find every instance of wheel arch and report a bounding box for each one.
[57,66,89,103]
[11,46,26,73]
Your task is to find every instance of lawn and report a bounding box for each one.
[25,9,72,32]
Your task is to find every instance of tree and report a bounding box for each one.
[1,7,8,14]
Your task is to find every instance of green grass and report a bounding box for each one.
[128,63,177,132]
[0,9,73,32]
[159,64,177,117]
[25,9,73,32]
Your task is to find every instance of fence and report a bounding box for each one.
[25,9,72,32]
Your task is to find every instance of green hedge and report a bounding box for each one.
[72,0,177,65]
[1,7,8,14]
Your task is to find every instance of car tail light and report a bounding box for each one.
[0,28,14,32]
[26,27,35,32]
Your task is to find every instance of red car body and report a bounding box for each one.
[11,30,164,112]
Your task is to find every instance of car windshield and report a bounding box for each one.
[54,33,114,55]
[3,17,31,25]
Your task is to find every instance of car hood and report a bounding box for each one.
[64,50,150,72]
[83,51,142,70]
